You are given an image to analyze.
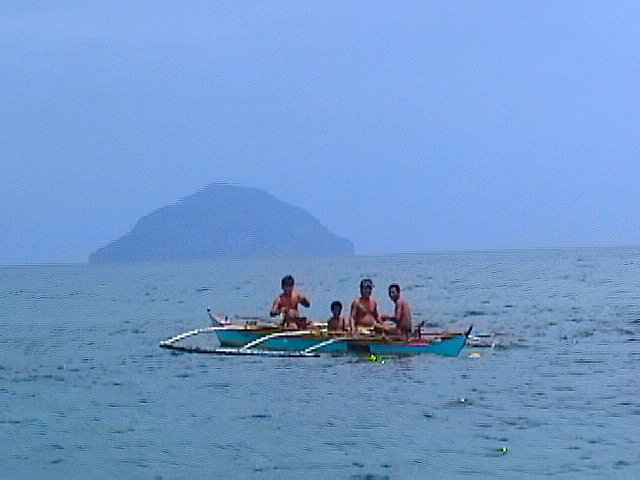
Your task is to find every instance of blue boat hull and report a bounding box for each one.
[215,328,470,357]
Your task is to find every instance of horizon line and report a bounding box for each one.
[1,244,638,267]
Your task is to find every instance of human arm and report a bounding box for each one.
[298,292,310,308]
[380,307,398,323]
[372,299,382,326]
[348,300,358,333]
[398,300,413,332]
[391,299,412,332]
[269,296,282,317]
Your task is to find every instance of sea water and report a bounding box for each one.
[0,248,639,478]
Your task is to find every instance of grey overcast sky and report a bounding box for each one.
[1,1,639,263]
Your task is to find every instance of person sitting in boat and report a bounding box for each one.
[270,275,311,329]
[327,300,348,332]
[380,283,413,338]
[349,278,381,334]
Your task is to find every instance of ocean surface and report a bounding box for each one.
[1,248,639,478]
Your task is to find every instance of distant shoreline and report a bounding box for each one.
[3,244,639,267]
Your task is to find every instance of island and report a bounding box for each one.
[89,184,354,263]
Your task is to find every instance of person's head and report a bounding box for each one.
[359,278,374,297]
[330,300,342,317]
[388,283,401,302]
[281,275,295,294]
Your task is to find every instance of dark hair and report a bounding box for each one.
[359,278,374,288]
[281,275,295,288]
[389,283,401,293]
[330,300,342,310]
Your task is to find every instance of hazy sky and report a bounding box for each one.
[2,1,639,263]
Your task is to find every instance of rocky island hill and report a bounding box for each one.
[89,184,354,263]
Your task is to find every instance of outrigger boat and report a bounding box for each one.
[160,315,473,358]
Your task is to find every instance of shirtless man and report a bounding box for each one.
[380,283,413,338]
[349,278,380,333]
[270,275,311,329]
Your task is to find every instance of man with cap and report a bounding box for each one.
[348,278,381,333]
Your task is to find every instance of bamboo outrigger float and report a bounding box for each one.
[160,317,473,358]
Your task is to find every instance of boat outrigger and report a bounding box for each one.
[160,315,473,358]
